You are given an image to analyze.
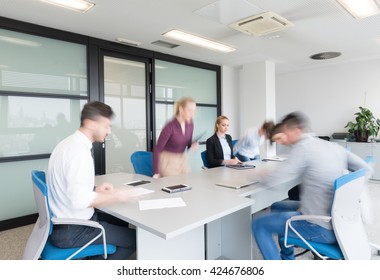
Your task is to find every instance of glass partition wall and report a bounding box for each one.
[0,21,220,228]
[0,28,88,222]
[155,59,219,172]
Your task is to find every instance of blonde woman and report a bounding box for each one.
[153,97,197,178]
[206,115,241,168]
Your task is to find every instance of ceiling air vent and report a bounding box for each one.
[228,11,293,37]
[151,40,179,49]
[310,52,341,60]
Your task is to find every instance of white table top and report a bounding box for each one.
[95,159,295,240]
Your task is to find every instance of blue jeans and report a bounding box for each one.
[252,200,337,260]
[236,153,260,162]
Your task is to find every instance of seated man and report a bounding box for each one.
[47,101,136,260]
[252,112,371,260]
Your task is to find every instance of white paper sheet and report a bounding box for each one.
[262,156,287,161]
[139,197,186,210]
[120,187,154,197]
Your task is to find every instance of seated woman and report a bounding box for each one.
[234,120,274,162]
[206,115,241,168]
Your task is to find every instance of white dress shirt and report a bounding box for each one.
[47,130,97,219]
[219,136,231,160]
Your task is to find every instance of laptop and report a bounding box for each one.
[215,178,259,189]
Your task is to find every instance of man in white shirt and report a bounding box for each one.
[47,101,136,259]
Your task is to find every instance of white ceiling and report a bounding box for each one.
[1,0,380,73]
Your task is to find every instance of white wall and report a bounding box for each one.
[276,59,380,137]
[221,65,240,139]
[221,62,277,140]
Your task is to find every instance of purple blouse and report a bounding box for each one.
[153,118,194,174]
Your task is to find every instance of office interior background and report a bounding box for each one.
[1,0,380,232]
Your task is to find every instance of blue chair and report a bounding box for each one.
[201,150,209,169]
[364,155,375,167]
[232,139,238,147]
[22,170,116,260]
[130,151,153,177]
[282,168,371,260]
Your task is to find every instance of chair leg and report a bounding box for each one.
[370,242,380,255]
[294,248,309,258]
[312,251,324,260]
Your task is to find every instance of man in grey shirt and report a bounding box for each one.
[252,112,371,260]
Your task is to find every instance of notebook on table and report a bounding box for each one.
[215,178,259,189]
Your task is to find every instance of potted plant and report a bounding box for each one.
[345,106,380,142]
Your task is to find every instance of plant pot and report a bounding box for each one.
[354,130,369,142]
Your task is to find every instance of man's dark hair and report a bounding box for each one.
[269,123,284,144]
[80,101,114,127]
[281,111,309,131]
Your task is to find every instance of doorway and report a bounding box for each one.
[101,53,151,174]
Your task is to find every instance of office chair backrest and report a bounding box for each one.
[22,170,51,260]
[332,168,371,260]
[32,170,52,225]
[232,139,238,147]
[130,151,153,177]
[200,150,209,169]
[282,168,371,260]
[24,170,117,260]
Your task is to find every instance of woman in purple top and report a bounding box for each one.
[153,97,197,178]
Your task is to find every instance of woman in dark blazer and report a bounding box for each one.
[206,115,241,168]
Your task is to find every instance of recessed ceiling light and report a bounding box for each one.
[162,29,236,53]
[115,38,141,47]
[336,0,380,19]
[39,0,95,13]
[310,52,342,60]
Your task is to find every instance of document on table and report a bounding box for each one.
[262,156,287,162]
[120,187,154,197]
[139,197,186,210]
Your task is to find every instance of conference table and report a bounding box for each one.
[95,159,297,260]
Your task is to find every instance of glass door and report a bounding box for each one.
[101,54,151,174]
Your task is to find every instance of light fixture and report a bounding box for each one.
[39,0,95,13]
[115,38,141,47]
[162,29,236,53]
[336,0,380,19]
